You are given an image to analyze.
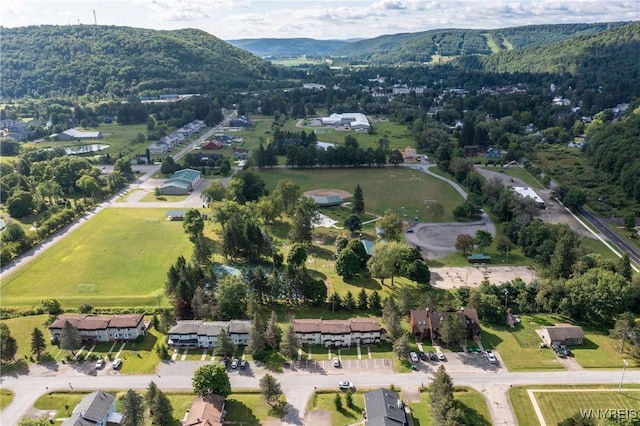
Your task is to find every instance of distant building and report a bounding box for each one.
[321,113,370,130]
[229,115,251,128]
[159,168,202,195]
[303,83,326,90]
[512,186,546,208]
[400,146,419,162]
[57,128,102,140]
[305,194,343,207]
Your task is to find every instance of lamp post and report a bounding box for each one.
[618,359,629,393]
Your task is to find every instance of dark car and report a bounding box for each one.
[240,359,247,369]
[428,351,437,361]
[418,351,427,361]
[552,345,566,358]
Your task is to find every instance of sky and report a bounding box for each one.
[3,0,639,40]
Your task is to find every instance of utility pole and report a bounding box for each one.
[93,9,97,25]
[619,359,628,393]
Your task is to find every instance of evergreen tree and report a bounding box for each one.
[429,365,455,425]
[120,389,145,426]
[343,291,356,311]
[369,291,382,314]
[59,321,82,355]
[30,328,46,358]
[265,311,282,350]
[144,381,159,410]
[352,184,365,214]
[248,314,267,357]
[290,197,319,245]
[618,253,633,282]
[439,315,466,347]
[259,373,283,406]
[0,323,18,363]
[213,329,235,358]
[393,334,409,359]
[329,291,342,311]
[279,321,300,359]
[382,297,403,342]
[150,389,173,426]
[357,288,368,310]
[334,393,343,410]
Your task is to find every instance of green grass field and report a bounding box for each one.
[481,315,565,371]
[510,385,640,426]
[307,391,366,425]
[0,208,192,308]
[258,167,463,222]
[409,387,492,426]
[1,314,58,361]
[0,388,14,410]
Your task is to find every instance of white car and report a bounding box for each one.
[436,350,446,361]
[338,381,354,390]
[95,358,105,369]
[486,350,497,364]
[112,358,122,369]
[332,357,340,367]
[409,352,419,363]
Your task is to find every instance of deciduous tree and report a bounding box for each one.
[192,364,231,397]
[0,323,18,363]
[455,234,475,256]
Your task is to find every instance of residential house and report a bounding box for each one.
[201,140,224,150]
[182,395,225,426]
[463,145,481,157]
[292,318,385,347]
[409,308,480,343]
[148,141,169,155]
[232,147,249,160]
[49,314,145,343]
[62,390,123,426]
[230,116,251,128]
[400,146,419,162]
[539,325,585,346]
[363,388,412,426]
[168,320,251,349]
[0,119,30,141]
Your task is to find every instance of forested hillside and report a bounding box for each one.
[456,22,640,105]
[333,22,627,63]
[1,25,278,99]
[227,38,351,57]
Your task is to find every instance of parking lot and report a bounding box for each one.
[287,357,394,374]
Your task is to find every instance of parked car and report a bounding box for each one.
[332,357,341,367]
[409,352,419,363]
[240,359,247,369]
[552,345,567,358]
[436,350,446,361]
[559,345,572,356]
[95,358,105,369]
[428,351,437,361]
[338,381,354,390]
[486,350,497,364]
[112,358,122,370]
[231,358,239,369]
[418,351,427,361]
[220,358,228,367]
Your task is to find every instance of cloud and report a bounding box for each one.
[140,0,249,22]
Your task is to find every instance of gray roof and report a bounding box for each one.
[364,388,408,426]
[62,391,114,426]
[228,320,251,334]
[544,325,585,341]
[197,322,228,337]
[169,321,203,335]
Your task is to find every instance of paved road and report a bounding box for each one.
[2,361,639,425]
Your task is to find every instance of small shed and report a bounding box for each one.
[166,210,186,221]
[467,253,491,264]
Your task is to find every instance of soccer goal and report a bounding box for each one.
[77,284,97,293]
[145,217,160,223]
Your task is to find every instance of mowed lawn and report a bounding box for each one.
[1,314,58,361]
[258,167,463,222]
[510,385,640,426]
[1,209,192,308]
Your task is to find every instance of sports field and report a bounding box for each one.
[259,167,463,222]
[0,208,192,308]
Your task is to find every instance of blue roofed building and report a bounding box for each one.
[159,168,202,195]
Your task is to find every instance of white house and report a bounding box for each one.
[62,391,123,426]
[168,320,251,349]
[49,314,145,343]
[292,318,385,348]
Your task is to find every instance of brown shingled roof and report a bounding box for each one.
[183,395,225,426]
[107,314,144,329]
